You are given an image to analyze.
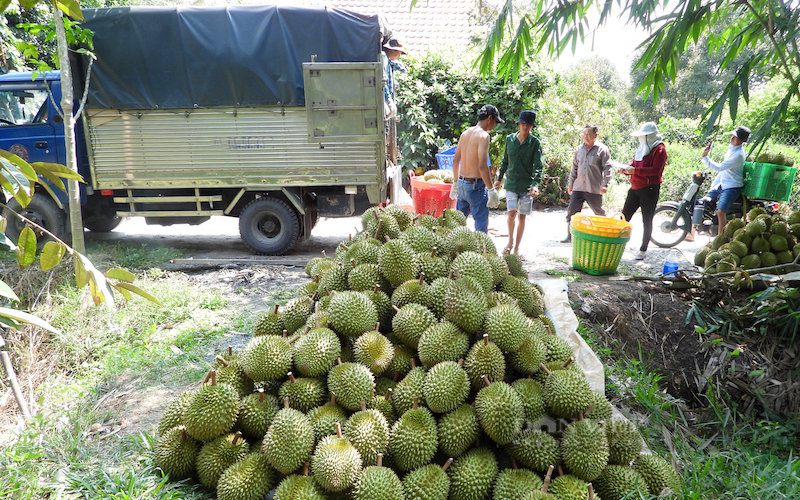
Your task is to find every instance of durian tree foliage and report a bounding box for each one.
[475,0,800,149]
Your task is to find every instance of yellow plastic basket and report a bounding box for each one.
[571,226,632,276]
[570,213,632,238]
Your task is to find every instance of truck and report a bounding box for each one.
[0,5,398,255]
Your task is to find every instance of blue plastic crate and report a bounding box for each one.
[435,145,490,171]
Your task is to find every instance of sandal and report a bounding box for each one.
[502,247,512,255]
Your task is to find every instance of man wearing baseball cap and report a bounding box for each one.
[449,104,504,232]
[494,110,543,255]
[697,125,751,236]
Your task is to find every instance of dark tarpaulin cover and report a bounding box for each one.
[74,5,381,110]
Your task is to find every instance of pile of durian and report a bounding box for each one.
[695,207,800,273]
[155,205,681,500]
[419,169,455,184]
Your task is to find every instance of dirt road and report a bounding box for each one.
[85,206,706,279]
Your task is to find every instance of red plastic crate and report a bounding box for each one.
[410,176,454,217]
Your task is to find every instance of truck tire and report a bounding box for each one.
[3,194,66,248]
[83,213,123,233]
[239,197,301,255]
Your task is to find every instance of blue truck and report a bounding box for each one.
[0,5,398,255]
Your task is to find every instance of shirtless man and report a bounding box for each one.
[448,104,503,233]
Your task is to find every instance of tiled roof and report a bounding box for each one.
[282,0,476,53]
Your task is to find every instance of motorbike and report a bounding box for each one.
[650,171,776,248]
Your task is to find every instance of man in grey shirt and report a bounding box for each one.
[562,124,613,242]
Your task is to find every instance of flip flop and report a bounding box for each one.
[502,247,512,255]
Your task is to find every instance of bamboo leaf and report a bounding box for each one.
[105,268,136,283]
[0,280,19,303]
[16,227,37,269]
[0,306,59,333]
[113,282,161,305]
[40,241,66,271]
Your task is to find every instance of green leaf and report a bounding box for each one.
[0,150,37,182]
[749,369,765,378]
[40,241,66,271]
[730,349,741,356]
[77,252,115,307]
[114,284,132,301]
[16,227,37,269]
[0,280,20,303]
[54,0,83,20]
[113,282,161,305]
[35,182,64,210]
[30,161,84,182]
[105,268,136,283]
[0,306,59,333]
[0,315,21,330]
[74,253,89,289]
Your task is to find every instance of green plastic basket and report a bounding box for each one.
[571,227,632,276]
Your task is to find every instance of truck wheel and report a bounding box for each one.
[3,195,66,248]
[83,213,123,233]
[239,197,301,255]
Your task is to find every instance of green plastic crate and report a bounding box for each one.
[742,162,797,202]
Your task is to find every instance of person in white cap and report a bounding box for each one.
[688,125,751,239]
[619,122,668,260]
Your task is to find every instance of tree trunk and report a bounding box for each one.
[54,6,86,254]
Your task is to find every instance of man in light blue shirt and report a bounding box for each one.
[700,125,750,235]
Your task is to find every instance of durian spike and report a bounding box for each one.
[258,388,265,403]
[392,305,402,313]
[412,397,419,410]
[511,457,519,470]
[335,422,343,439]
[384,387,393,399]
[336,357,343,365]
[418,274,425,285]
[283,396,290,409]
[361,400,367,411]
[543,465,554,493]
[377,454,383,467]
[288,371,296,383]
[374,220,383,240]
[330,393,337,406]
[441,458,454,472]
[562,357,574,369]
[273,304,280,315]
[483,333,489,346]
[303,462,310,477]
[215,355,229,367]
[288,335,300,345]
[588,484,595,500]
[481,375,492,387]
[539,363,552,376]
[350,258,358,269]
[232,430,243,445]
[209,370,217,386]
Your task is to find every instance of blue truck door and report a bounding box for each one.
[0,81,61,169]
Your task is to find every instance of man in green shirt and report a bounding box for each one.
[494,110,543,255]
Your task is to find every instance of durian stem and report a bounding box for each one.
[304,326,311,335]
[539,364,552,376]
[588,484,594,500]
[202,370,213,384]
[453,268,462,280]
[232,431,242,445]
[543,465,554,493]
[303,462,310,477]
[440,214,446,226]
[340,243,350,252]
[336,357,343,365]
[209,370,217,386]
[375,322,381,331]
[374,220,383,240]
[481,375,491,387]
[557,465,564,476]
[431,248,437,258]
[273,304,279,314]
[180,427,188,440]
[545,324,553,336]
[392,305,401,313]
[283,396,290,409]
[361,400,367,411]
[562,357,574,369]
[418,274,425,285]
[585,404,595,416]
[258,388,265,403]
[457,359,464,367]
[313,275,320,283]
[350,258,357,269]
[448,269,454,279]
[228,346,233,357]
[282,329,289,338]
[511,457,518,470]
[331,393,337,406]
[215,355,229,367]
[384,387,393,399]
[412,396,419,410]
[441,458,454,472]
[288,372,296,383]
[373,285,380,294]
[373,210,380,221]
[377,454,383,467]
[410,358,417,369]
[322,249,327,258]
[288,335,300,345]
[578,410,584,421]
[335,422,343,439]
[384,235,391,243]
[483,334,489,346]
